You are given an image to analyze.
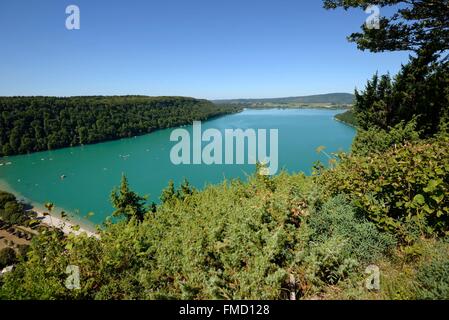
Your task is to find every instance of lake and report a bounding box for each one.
[0,109,355,226]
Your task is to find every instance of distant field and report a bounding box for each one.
[236,102,352,109]
[213,92,355,106]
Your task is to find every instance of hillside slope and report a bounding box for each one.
[0,96,241,156]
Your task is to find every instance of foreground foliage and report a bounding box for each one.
[1,144,448,300]
[320,137,449,237]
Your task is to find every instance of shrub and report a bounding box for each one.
[307,196,396,263]
[304,236,359,286]
[0,192,16,209]
[301,196,395,288]
[16,245,30,259]
[0,201,27,225]
[0,248,17,269]
[352,119,420,156]
[320,138,449,236]
[415,252,449,299]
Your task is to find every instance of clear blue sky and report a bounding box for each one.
[0,0,411,99]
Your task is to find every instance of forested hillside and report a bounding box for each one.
[0,96,241,156]
[335,110,357,126]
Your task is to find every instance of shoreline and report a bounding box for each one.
[334,117,357,128]
[0,179,99,237]
[30,206,98,238]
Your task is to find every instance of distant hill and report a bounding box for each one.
[213,93,355,105]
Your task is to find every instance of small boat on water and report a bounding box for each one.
[60,175,66,180]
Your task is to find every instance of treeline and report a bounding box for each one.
[0,96,241,156]
[353,54,448,137]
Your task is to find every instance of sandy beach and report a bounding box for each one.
[32,207,99,238]
[0,179,99,238]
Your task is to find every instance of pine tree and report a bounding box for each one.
[110,174,147,222]
[179,178,195,200]
[323,0,449,57]
[326,0,449,136]
[160,180,176,204]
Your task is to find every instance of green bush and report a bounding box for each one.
[304,236,359,286]
[307,196,396,263]
[16,245,30,259]
[320,137,449,237]
[0,201,26,225]
[352,119,420,156]
[415,250,449,299]
[0,192,16,209]
[300,196,395,289]
[0,191,28,226]
[0,248,17,269]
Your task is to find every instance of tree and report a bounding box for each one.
[0,247,17,269]
[160,180,176,204]
[323,0,449,57]
[110,175,147,222]
[3,201,25,225]
[179,178,195,200]
[325,0,449,137]
[0,191,16,208]
[353,51,449,135]
[354,72,393,130]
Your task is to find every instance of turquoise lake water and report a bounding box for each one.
[0,109,355,226]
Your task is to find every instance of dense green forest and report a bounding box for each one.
[0,96,241,156]
[1,0,448,300]
[335,110,357,126]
